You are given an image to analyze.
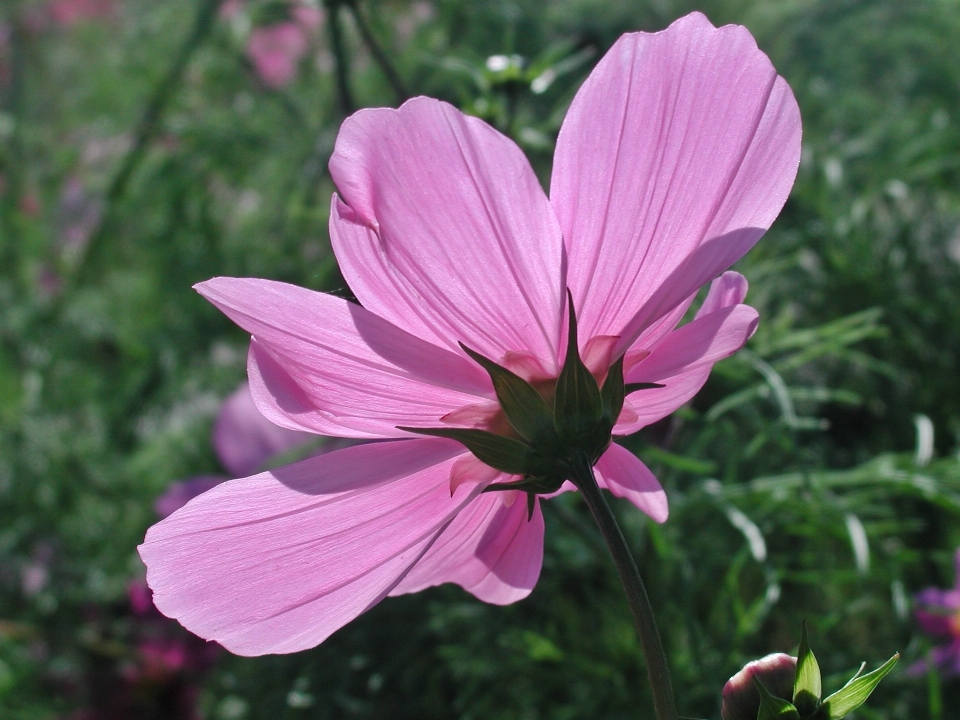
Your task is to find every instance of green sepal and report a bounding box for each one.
[526,491,536,521]
[793,622,822,716]
[480,475,563,495]
[599,355,626,425]
[755,678,801,720]
[554,292,603,437]
[459,343,556,444]
[624,382,665,394]
[817,653,899,719]
[398,426,536,476]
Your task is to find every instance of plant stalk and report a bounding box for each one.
[569,452,678,720]
[344,0,408,103]
[325,0,355,116]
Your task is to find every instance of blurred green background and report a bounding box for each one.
[2,0,960,717]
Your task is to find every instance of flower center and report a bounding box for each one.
[400,292,662,508]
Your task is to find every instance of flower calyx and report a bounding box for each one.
[721,623,899,720]
[401,292,662,507]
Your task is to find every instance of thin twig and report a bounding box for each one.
[77,0,221,278]
[344,0,408,103]
[325,0,355,116]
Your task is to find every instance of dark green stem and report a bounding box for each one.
[344,0,408,103]
[568,452,678,720]
[325,0,355,116]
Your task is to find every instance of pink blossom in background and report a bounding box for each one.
[118,581,218,720]
[76,382,311,718]
[291,4,324,32]
[154,382,312,517]
[246,22,310,88]
[213,379,312,476]
[141,13,801,656]
[909,548,960,676]
[48,0,114,27]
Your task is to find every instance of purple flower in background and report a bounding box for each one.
[910,548,960,676]
[155,382,312,517]
[76,383,317,718]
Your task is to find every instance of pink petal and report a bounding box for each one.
[613,233,761,356]
[197,277,491,438]
[390,491,544,604]
[500,350,552,383]
[582,335,619,378]
[695,271,749,319]
[139,438,472,656]
[614,303,758,434]
[329,98,564,368]
[551,12,800,350]
[214,382,312,476]
[595,443,668,522]
[448,453,501,495]
[627,304,758,384]
[617,369,714,436]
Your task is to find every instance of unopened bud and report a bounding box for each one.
[721,653,797,720]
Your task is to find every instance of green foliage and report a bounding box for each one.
[1,0,959,718]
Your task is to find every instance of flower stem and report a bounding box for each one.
[569,452,678,720]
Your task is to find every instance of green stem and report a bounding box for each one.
[325,0,355,116]
[569,452,678,720]
[344,0,408,103]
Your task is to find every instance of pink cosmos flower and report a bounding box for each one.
[909,548,960,676]
[140,13,801,656]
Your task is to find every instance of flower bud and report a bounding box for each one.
[721,653,797,720]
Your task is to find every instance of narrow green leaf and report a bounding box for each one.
[555,292,602,436]
[459,343,556,443]
[624,382,666,394]
[755,678,801,720]
[820,654,899,719]
[793,622,822,715]
[600,355,625,424]
[399,427,535,475]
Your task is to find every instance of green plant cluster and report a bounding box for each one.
[2,0,960,718]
